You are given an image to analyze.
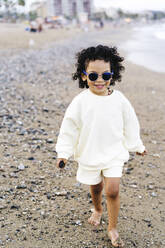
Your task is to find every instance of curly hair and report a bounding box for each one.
[72,45,125,88]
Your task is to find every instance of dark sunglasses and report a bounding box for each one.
[83,71,114,81]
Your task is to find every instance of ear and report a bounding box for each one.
[81,73,87,81]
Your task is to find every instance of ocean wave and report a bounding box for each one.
[120,22,165,73]
[154,22,165,40]
[155,31,165,40]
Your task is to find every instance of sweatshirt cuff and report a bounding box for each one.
[57,152,71,159]
[136,145,145,153]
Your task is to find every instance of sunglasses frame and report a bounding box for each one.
[83,71,114,81]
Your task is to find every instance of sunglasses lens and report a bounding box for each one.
[102,73,111,81]
[88,73,98,81]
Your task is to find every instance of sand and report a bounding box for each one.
[0,23,81,54]
[0,22,165,248]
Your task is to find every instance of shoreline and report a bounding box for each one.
[120,22,165,74]
[1,21,165,75]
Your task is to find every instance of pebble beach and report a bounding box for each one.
[0,23,165,248]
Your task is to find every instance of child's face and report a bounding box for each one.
[82,60,112,96]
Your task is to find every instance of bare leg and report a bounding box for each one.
[104,177,124,247]
[88,181,103,226]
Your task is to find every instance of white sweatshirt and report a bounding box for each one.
[56,89,145,170]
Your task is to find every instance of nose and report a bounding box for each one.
[96,74,103,81]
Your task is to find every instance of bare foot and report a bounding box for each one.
[108,229,124,247]
[88,208,102,226]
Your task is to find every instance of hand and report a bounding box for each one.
[136,150,147,156]
[56,158,67,168]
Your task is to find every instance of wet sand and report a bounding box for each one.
[0,23,165,248]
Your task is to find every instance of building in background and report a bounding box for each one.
[47,0,94,18]
[17,0,94,19]
[30,0,47,17]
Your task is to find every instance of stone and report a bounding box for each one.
[147,163,156,168]
[75,220,82,226]
[54,191,68,196]
[151,153,160,158]
[151,140,157,144]
[47,193,51,199]
[151,192,157,197]
[11,205,20,210]
[46,139,54,144]
[129,184,138,188]
[28,157,35,160]
[147,185,155,190]
[0,166,5,172]
[9,173,18,178]
[18,164,25,170]
[143,218,151,223]
[161,240,165,245]
[74,182,81,187]
[124,167,134,174]
[0,205,7,210]
[16,184,27,189]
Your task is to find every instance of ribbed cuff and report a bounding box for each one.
[136,145,145,153]
[57,153,70,159]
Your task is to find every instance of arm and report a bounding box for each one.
[122,97,145,153]
[55,97,80,161]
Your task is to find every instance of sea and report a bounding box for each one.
[120,22,165,73]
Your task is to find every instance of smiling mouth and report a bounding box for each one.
[94,84,105,89]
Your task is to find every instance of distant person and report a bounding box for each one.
[30,21,37,32]
[56,45,147,247]
[38,23,43,32]
[36,17,43,32]
[44,17,48,24]
[100,19,104,28]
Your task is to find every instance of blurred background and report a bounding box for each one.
[0,0,165,72]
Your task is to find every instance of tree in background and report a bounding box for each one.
[0,0,25,20]
[0,0,25,10]
[0,0,15,10]
[18,0,25,6]
[117,9,124,18]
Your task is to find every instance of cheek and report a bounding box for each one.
[87,79,93,86]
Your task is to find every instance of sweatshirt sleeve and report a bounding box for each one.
[122,96,145,153]
[55,97,81,159]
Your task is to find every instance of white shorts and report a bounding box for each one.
[76,160,125,185]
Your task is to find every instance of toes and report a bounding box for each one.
[108,232,124,248]
[88,217,99,226]
[112,237,124,247]
[88,217,92,224]
[88,210,102,226]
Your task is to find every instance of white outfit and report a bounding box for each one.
[56,89,145,185]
